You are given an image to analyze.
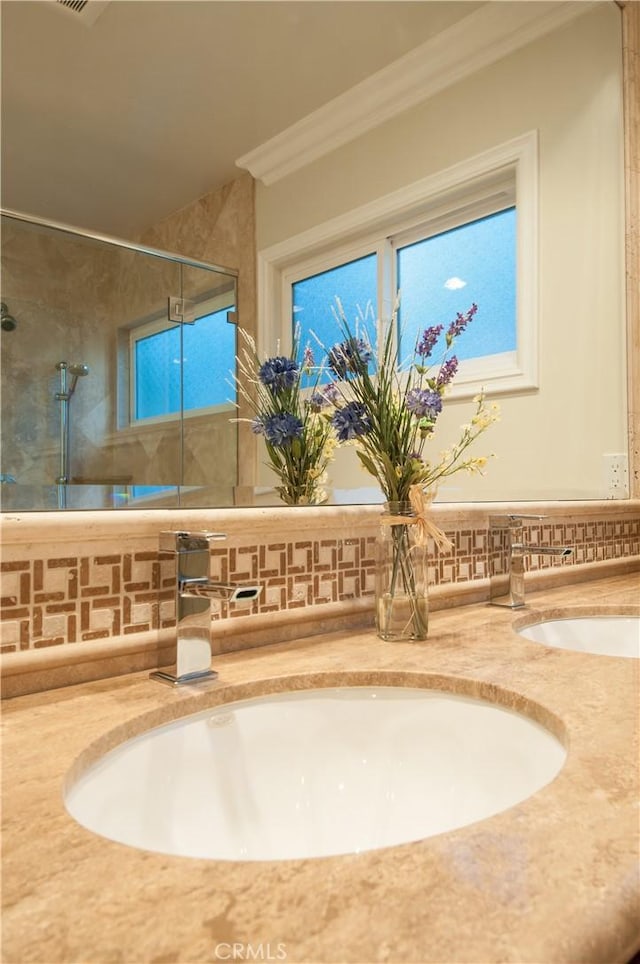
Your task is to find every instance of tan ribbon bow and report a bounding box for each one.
[382,485,453,552]
[409,485,453,551]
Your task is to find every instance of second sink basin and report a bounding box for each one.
[64,683,565,862]
[518,616,639,658]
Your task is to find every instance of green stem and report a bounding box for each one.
[380,519,428,639]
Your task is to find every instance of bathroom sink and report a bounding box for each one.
[518,616,639,658]
[64,685,566,862]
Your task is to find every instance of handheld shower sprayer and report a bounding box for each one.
[56,361,89,400]
[68,363,89,396]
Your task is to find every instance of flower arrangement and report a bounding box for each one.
[236,300,498,509]
[316,297,500,641]
[235,298,498,639]
[317,298,500,505]
[234,328,335,505]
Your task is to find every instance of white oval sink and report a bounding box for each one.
[518,616,639,658]
[64,685,566,862]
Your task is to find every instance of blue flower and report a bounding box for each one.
[405,388,443,419]
[263,412,303,447]
[258,356,299,394]
[251,417,264,435]
[331,402,372,441]
[327,338,372,379]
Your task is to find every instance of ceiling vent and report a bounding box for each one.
[50,0,111,27]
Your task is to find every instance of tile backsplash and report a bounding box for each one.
[2,504,638,655]
[0,536,378,653]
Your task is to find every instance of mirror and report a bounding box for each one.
[0,1,630,509]
[0,212,239,510]
[252,2,628,505]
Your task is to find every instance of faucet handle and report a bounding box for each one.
[159,530,226,553]
[489,514,544,529]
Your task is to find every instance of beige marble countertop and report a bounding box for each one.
[2,573,639,964]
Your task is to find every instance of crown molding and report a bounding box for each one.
[236,1,595,186]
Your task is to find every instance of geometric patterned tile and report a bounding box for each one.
[1,513,638,652]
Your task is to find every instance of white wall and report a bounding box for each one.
[255,4,626,502]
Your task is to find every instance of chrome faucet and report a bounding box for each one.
[151,530,261,686]
[489,515,572,608]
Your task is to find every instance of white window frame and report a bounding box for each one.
[258,131,538,399]
[128,291,236,427]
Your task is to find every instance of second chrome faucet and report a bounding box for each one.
[489,515,572,608]
[151,530,261,686]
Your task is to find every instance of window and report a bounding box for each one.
[395,206,517,361]
[286,202,517,395]
[292,253,377,385]
[133,323,182,421]
[129,484,177,502]
[262,132,538,397]
[129,297,236,424]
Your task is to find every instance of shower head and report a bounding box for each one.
[1,302,17,332]
[56,361,90,399]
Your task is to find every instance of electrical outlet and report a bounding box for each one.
[603,453,629,499]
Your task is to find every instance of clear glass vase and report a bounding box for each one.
[375,501,429,641]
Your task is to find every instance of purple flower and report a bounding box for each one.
[307,391,327,413]
[302,346,315,370]
[416,325,443,358]
[258,356,299,394]
[307,382,340,412]
[437,356,459,387]
[446,303,478,346]
[263,412,303,447]
[322,382,340,403]
[327,337,372,379]
[331,402,372,441]
[405,388,443,419]
[251,417,264,435]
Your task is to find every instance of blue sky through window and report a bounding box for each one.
[134,306,236,421]
[183,307,236,410]
[135,326,181,419]
[130,484,177,500]
[396,207,516,361]
[292,253,377,384]
[290,209,516,380]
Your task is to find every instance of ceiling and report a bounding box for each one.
[0,0,482,238]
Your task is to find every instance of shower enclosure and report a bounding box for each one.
[0,210,239,511]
